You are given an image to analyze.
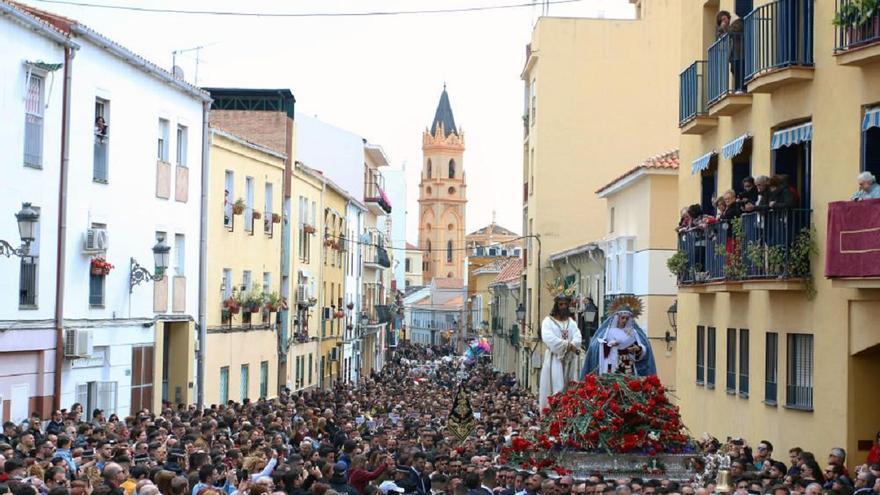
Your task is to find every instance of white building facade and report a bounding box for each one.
[0,4,210,419]
[0,3,76,422]
[343,200,365,384]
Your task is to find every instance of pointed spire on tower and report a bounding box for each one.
[430,85,457,137]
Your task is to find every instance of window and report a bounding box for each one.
[155,232,167,274]
[405,258,411,272]
[219,366,229,404]
[604,237,635,295]
[94,98,110,182]
[707,327,716,388]
[157,118,170,162]
[262,272,271,294]
[731,139,752,193]
[75,380,118,419]
[260,361,269,398]
[765,332,778,404]
[726,328,737,393]
[739,329,749,396]
[240,364,249,401]
[224,171,234,229]
[174,234,185,276]
[772,124,812,209]
[308,353,313,385]
[242,270,252,293]
[427,159,432,178]
[447,241,453,263]
[862,108,880,179]
[609,207,615,233]
[176,125,188,167]
[24,72,44,167]
[264,183,273,235]
[786,333,813,409]
[19,207,40,308]
[696,325,705,385]
[89,273,105,307]
[245,177,254,233]
[448,159,455,178]
[222,269,232,300]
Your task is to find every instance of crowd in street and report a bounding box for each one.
[0,342,878,495]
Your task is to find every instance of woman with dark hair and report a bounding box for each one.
[801,460,826,484]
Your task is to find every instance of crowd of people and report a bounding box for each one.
[0,343,877,495]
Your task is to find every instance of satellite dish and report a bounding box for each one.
[172,65,185,79]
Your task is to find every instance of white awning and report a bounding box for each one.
[691,150,717,174]
[722,133,751,159]
[771,122,812,150]
[863,108,880,131]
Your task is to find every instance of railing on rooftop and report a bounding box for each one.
[835,0,880,52]
[708,32,745,104]
[679,61,709,126]
[744,0,814,82]
[677,209,812,285]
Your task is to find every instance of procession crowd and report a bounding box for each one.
[0,342,878,495]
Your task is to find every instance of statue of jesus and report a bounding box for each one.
[538,294,582,411]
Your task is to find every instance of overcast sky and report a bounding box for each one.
[21,0,635,242]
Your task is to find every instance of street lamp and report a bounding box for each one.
[129,237,171,293]
[663,300,678,351]
[583,297,598,324]
[515,303,525,322]
[1,203,40,258]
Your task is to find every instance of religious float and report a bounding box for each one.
[500,294,697,480]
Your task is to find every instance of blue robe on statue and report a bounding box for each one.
[581,314,657,378]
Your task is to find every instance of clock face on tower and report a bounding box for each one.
[419,87,467,285]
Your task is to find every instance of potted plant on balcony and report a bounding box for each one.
[834,0,879,46]
[252,210,262,220]
[233,198,246,215]
[272,213,282,224]
[265,292,282,312]
[304,224,316,235]
[666,251,688,280]
[90,257,114,276]
[223,294,242,314]
[244,290,263,313]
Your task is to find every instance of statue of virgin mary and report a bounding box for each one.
[581,295,657,377]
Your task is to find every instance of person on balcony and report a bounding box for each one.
[743,175,771,213]
[716,10,731,39]
[721,190,742,221]
[737,176,758,207]
[851,171,880,201]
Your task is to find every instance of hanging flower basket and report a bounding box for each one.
[232,199,245,215]
[346,302,354,310]
[90,257,114,276]
[272,213,282,224]
[304,224,316,235]
[252,210,262,220]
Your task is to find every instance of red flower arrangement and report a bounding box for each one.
[500,374,692,471]
[90,257,114,276]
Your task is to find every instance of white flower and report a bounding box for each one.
[648,431,660,441]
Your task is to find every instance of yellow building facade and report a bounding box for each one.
[676,0,880,464]
[596,150,680,392]
[289,162,324,391]
[205,129,284,404]
[521,2,682,392]
[319,180,348,389]
[404,244,424,291]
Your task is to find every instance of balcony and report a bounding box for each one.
[365,170,392,215]
[834,0,880,66]
[825,198,880,288]
[676,209,813,292]
[364,246,391,269]
[679,61,717,135]
[707,32,752,117]
[744,0,814,93]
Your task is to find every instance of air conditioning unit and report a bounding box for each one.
[296,284,309,305]
[82,228,109,253]
[330,347,340,361]
[64,329,94,358]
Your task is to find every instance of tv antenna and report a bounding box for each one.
[172,42,219,85]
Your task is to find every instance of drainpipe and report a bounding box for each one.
[53,46,73,411]
[317,182,326,388]
[196,102,210,410]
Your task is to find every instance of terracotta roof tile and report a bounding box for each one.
[596,149,679,195]
[406,242,419,250]
[433,278,464,289]
[492,258,523,285]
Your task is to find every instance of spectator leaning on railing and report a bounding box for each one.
[851,172,880,201]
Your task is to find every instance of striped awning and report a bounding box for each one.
[771,122,812,150]
[691,150,717,174]
[863,108,880,131]
[722,133,751,159]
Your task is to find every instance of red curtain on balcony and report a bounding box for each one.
[825,198,880,277]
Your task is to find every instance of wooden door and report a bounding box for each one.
[130,345,154,413]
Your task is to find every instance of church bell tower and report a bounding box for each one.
[418,86,467,284]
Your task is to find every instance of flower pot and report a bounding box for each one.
[90,266,105,276]
[252,211,262,220]
[346,303,354,310]
[272,213,282,224]
[233,204,245,215]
